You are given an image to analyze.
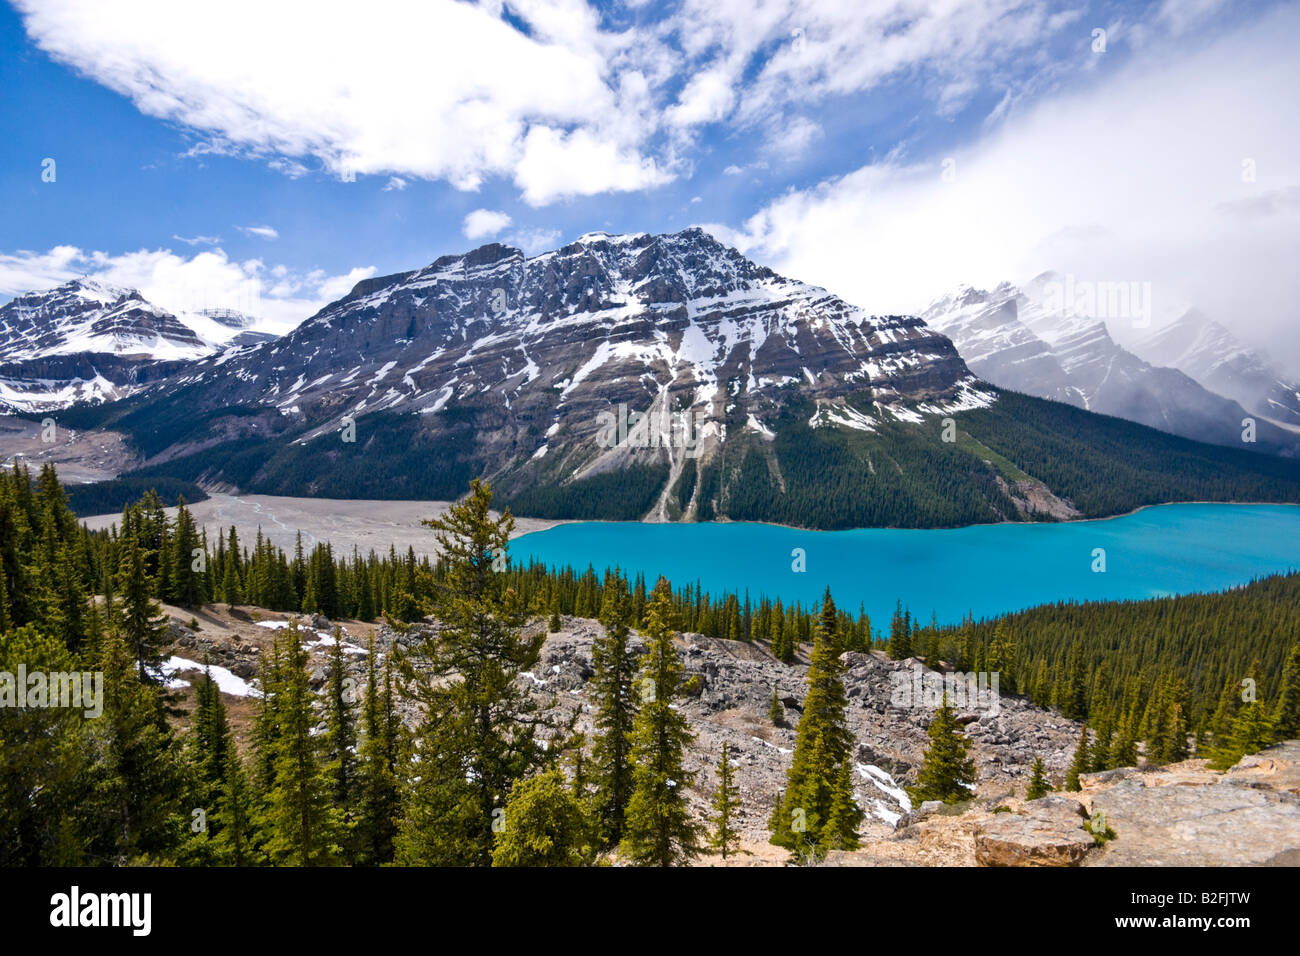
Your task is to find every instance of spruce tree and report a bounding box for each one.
[1273,643,1300,740]
[116,531,168,681]
[1025,756,1050,800]
[86,626,186,863]
[589,579,638,846]
[212,748,258,866]
[621,577,702,866]
[769,690,784,726]
[190,662,231,806]
[323,631,358,811]
[1209,701,1275,770]
[709,742,741,860]
[258,624,341,865]
[907,693,977,804]
[396,480,560,866]
[771,589,862,855]
[1065,724,1091,791]
[355,635,401,865]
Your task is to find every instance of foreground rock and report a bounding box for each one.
[1080,742,1300,866]
[973,796,1094,867]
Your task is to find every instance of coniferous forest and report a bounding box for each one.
[1,462,1297,866]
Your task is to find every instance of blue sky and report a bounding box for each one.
[2,0,1297,363]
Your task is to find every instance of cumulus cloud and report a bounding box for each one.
[12,0,1086,206]
[0,245,374,333]
[720,4,1300,373]
[462,209,513,241]
[11,0,667,206]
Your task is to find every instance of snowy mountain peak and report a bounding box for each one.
[923,278,1300,453]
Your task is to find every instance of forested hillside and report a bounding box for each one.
[3,465,1296,866]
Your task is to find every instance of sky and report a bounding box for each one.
[1,0,1297,365]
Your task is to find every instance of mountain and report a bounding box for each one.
[921,275,1300,457]
[1131,309,1300,428]
[0,279,272,413]
[59,231,1300,528]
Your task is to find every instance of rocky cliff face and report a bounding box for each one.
[922,276,1300,457]
[165,228,990,507]
[1134,308,1300,428]
[161,602,1299,866]
[0,279,246,413]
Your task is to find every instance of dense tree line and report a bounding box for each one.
[58,384,1300,530]
[3,462,1297,866]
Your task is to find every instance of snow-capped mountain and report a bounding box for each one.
[1131,309,1300,427]
[54,231,1300,528]
[0,279,274,413]
[157,228,990,510]
[922,275,1300,456]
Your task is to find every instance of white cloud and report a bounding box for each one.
[462,209,513,241]
[0,245,373,334]
[506,228,563,256]
[12,0,1083,206]
[172,234,221,246]
[236,224,279,240]
[12,0,666,206]
[721,4,1300,372]
[383,176,409,192]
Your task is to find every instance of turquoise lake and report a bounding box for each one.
[512,503,1300,629]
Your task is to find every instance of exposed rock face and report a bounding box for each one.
[0,279,247,413]
[440,623,1081,843]
[165,604,1300,866]
[973,795,1094,867]
[922,276,1300,456]
[1080,743,1300,866]
[159,228,990,508]
[1133,308,1300,428]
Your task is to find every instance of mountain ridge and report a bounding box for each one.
[41,230,1300,530]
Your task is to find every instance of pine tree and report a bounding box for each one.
[258,624,341,865]
[1272,643,1300,741]
[1065,724,1091,791]
[396,480,560,866]
[212,748,258,866]
[1026,756,1050,799]
[491,769,594,867]
[1209,701,1275,770]
[115,531,168,681]
[709,742,741,860]
[771,589,862,855]
[589,579,638,847]
[769,690,784,726]
[355,635,401,866]
[907,693,977,804]
[621,577,702,866]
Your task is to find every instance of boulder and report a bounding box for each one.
[974,798,1094,867]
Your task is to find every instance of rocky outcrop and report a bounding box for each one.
[1080,743,1300,866]
[973,795,1095,867]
